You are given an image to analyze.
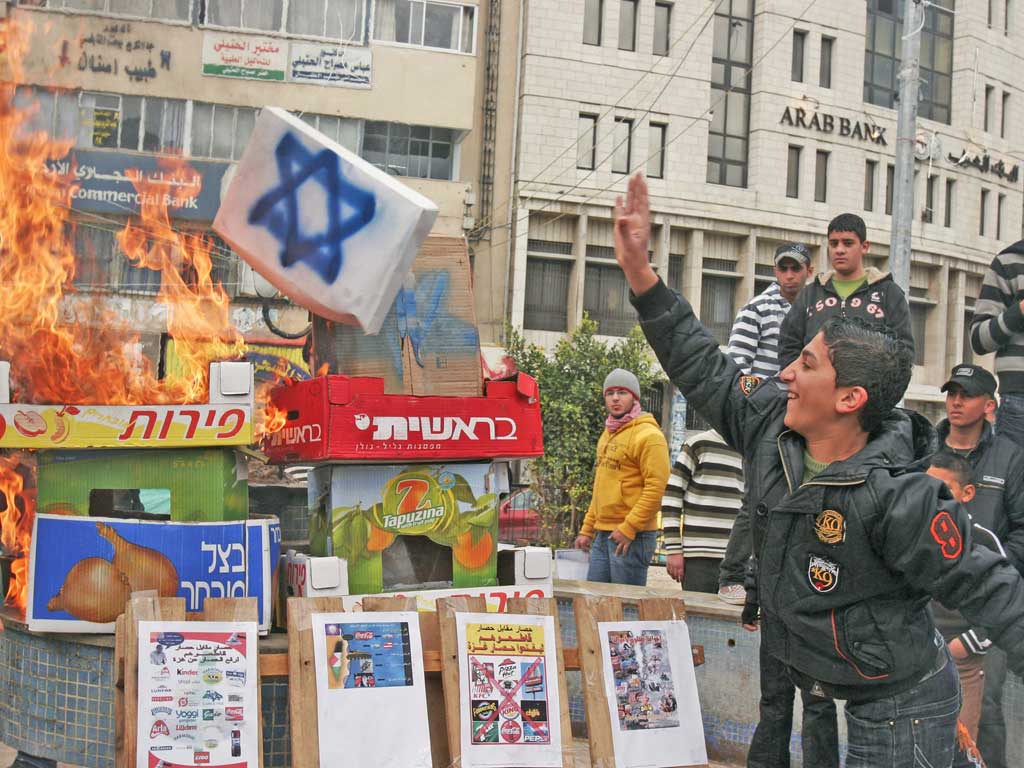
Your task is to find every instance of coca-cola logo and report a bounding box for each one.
[500,720,522,743]
[353,631,373,640]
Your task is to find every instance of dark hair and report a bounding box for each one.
[929,452,975,490]
[821,317,912,432]
[827,213,867,243]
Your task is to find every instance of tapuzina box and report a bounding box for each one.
[35,447,248,522]
[308,462,507,594]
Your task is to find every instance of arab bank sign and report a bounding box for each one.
[45,150,229,221]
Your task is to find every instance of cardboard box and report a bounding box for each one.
[311,236,482,397]
[554,549,590,581]
[36,448,249,522]
[497,545,554,586]
[27,514,280,634]
[213,107,438,333]
[284,549,349,597]
[308,462,507,594]
[264,373,543,464]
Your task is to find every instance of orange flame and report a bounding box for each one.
[0,455,33,611]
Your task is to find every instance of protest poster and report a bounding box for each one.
[599,620,707,767]
[136,621,259,768]
[456,612,562,767]
[312,611,431,767]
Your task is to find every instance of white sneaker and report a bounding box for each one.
[717,584,746,605]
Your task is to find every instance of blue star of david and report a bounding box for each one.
[247,132,376,284]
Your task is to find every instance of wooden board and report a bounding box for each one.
[286,596,344,768]
[508,597,574,767]
[435,596,487,766]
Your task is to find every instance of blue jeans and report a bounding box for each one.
[586,529,657,586]
[995,393,1024,450]
[844,647,961,768]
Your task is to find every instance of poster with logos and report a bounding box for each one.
[312,611,431,767]
[136,621,259,768]
[598,620,707,768]
[456,612,562,768]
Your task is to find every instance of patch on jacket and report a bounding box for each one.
[982,475,1005,486]
[814,509,845,545]
[738,375,762,396]
[807,555,839,593]
[930,511,963,559]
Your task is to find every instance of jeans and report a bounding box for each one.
[995,394,1024,450]
[977,647,1007,768]
[719,498,751,587]
[748,635,839,768]
[586,529,657,586]
[844,647,961,768]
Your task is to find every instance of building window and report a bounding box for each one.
[963,310,974,363]
[618,0,637,51]
[700,274,736,345]
[648,122,667,178]
[814,150,829,202]
[362,121,456,180]
[298,113,361,153]
[998,193,1006,239]
[612,117,633,174]
[792,30,806,82]
[72,92,186,153]
[374,0,475,53]
[820,36,834,88]
[985,85,995,132]
[786,145,801,198]
[653,2,672,56]
[577,114,598,170]
[667,254,684,293]
[37,0,191,21]
[204,0,369,42]
[1002,92,1010,138]
[706,0,754,187]
[944,179,955,227]
[523,257,571,332]
[980,189,990,236]
[72,223,117,292]
[583,0,603,45]
[885,163,895,215]
[909,303,928,365]
[190,103,257,160]
[924,174,937,222]
[864,159,877,211]
[584,262,634,336]
[1007,0,1012,34]
[865,0,954,124]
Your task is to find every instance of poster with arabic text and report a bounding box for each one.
[136,621,259,768]
[456,612,562,767]
[598,620,707,767]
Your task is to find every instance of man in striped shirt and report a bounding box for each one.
[661,429,744,593]
[727,242,814,379]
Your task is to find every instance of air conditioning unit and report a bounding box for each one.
[237,262,281,299]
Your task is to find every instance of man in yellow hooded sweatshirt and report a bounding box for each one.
[574,368,671,586]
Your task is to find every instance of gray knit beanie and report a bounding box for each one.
[603,368,641,400]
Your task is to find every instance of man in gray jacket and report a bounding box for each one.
[610,173,1024,768]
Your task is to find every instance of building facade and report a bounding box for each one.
[475,0,1022,423]
[7,0,484,371]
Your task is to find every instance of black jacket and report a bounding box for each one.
[632,279,1024,701]
[778,268,915,370]
[935,419,1024,574]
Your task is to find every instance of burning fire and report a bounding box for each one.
[0,18,277,612]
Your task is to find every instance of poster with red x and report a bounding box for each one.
[456,612,563,767]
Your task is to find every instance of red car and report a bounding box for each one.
[498,488,542,544]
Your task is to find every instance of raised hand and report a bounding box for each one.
[613,172,658,295]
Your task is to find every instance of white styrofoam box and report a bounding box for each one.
[285,549,349,597]
[213,107,439,333]
[554,548,590,581]
[498,545,553,586]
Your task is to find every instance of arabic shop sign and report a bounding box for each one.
[44,150,229,221]
[202,32,287,81]
[289,41,372,89]
[947,147,1020,184]
[61,21,171,83]
[779,107,888,146]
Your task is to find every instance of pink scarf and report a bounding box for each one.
[606,401,643,433]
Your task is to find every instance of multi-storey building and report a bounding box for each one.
[8,0,483,374]
[474,0,1020,425]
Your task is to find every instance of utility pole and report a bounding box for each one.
[889,0,925,294]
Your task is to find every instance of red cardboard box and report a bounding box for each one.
[264,373,543,464]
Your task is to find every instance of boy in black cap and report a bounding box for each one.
[935,362,1024,768]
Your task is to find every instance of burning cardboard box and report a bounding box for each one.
[308,462,507,594]
[264,373,543,464]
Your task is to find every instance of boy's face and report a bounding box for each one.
[779,332,844,435]
[945,385,995,429]
[827,230,868,279]
[604,388,636,418]
[774,258,813,303]
[927,465,976,504]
